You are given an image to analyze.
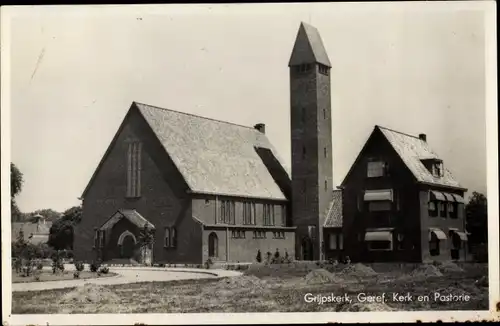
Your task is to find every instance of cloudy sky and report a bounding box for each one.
[4,2,493,212]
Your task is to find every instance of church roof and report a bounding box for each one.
[100,209,155,230]
[289,22,332,67]
[136,102,289,200]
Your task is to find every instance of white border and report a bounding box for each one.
[1,2,498,324]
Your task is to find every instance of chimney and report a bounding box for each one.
[254,123,266,134]
[419,133,427,142]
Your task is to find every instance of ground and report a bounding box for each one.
[12,270,117,283]
[12,262,488,313]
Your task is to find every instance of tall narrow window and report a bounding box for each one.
[323,108,326,119]
[171,227,177,248]
[324,147,327,158]
[263,204,274,226]
[127,141,142,198]
[281,205,286,226]
[324,180,328,191]
[164,228,170,247]
[329,234,337,250]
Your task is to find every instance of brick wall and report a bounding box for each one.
[75,106,201,264]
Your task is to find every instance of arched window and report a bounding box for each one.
[164,228,170,247]
[208,232,218,258]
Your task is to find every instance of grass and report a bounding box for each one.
[12,270,117,283]
[12,262,488,314]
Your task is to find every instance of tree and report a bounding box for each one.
[11,163,24,221]
[29,209,62,222]
[137,223,155,265]
[465,191,488,245]
[47,205,82,250]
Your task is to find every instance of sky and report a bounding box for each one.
[4,3,492,212]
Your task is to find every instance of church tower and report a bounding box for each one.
[289,22,333,260]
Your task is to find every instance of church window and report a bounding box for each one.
[164,228,170,247]
[263,204,274,226]
[243,202,256,225]
[126,141,142,198]
[220,200,235,224]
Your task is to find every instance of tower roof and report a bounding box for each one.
[288,22,331,68]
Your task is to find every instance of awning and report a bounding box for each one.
[452,194,465,203]
[449,229,468,241]
[443,193,455,201]
[365,230,393,242]
[429,228,447,240]
[430,191,446,201]
[364,189,393,201]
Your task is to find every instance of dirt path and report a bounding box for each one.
[12,266,242,292]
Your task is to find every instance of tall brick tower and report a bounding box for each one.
[289,22,333,260]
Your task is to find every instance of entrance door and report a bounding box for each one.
[302,237,314,261]
[208,232,218,258]
[122,235,136,258]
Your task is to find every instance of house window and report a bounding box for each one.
[439,202,447,218]
[428,201,438,217]
[448,202,457,219]
[329,234,337,250]
[263,204,274,226]
[273,231,285,239]
[339,234,344,250]
[324,147,327,158]
[432,162,444,177]
[231,230,246,239]
[126,141,142,198]
[220,200,235,224]
[368,201,392,212]
[429,234,440,256]
[368,241,392,251]
[243,202,256,225]
[253,231,266,239]
[367,161,386,178]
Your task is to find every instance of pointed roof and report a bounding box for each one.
[81,102,290,201]
[324,189,343,228]
[289,22,331,67]
[341,125,466,190]
[100,209,155,231]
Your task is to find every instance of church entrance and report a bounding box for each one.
[302,236,314,261]
[121,234,136,258]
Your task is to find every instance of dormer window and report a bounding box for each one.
[318,64,329,76]
[421,158,444,178]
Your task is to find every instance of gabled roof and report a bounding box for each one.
[135,102,289,200]
[324,189,343,228]
[12,221,52,245]
[100,209,155,231]
[341,125,465,190]
[288,22,332,67]
[82,102,289,201]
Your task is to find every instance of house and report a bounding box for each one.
[337,125,469,263]
[11,214,52,245]
[74,102,295,264]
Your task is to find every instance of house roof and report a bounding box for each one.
[377,126,464,189]
[135,102,289,200]
[324,189,343,228]
[12,221,52,244]
[341,125,465,190]
[289,22,332,67]
[100,209,155,230]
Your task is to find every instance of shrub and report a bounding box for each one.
[73,271,80,279]
[34,275,41,281]
[37,262,44,270]
[90,261,101,272]
[74,261,85,272]
[99,266,110,274]
[256,250,262,263]
[205,258,213,269]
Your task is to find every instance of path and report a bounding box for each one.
[12,265,242,292]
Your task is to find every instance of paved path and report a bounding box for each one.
[12,266,242,292]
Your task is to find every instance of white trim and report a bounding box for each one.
[118,230,137,246]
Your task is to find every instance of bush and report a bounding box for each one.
[99,266,110,274]
[37,262,44,270]
[90,261,100,273]
[74,261,85,272]
[73,271,80,279]
[205,258,213,269]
